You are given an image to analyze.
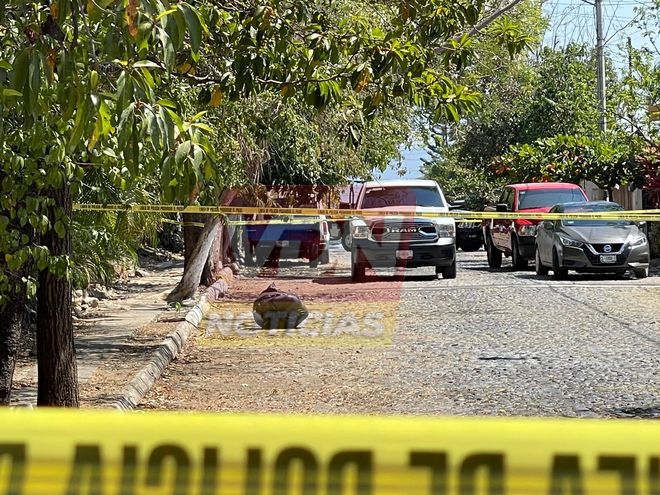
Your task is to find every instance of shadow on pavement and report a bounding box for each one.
[312,273,437,285]
[608,405,660,419]
[514,272,637,282]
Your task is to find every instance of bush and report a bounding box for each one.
[422,161,504,211]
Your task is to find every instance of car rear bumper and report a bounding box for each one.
[457,229,482,245]
[353,239,456,268]
[253,240,327,258]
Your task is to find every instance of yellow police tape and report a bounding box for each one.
[73,203,660,222]
[162,217,326,228]
[1,409,659,495]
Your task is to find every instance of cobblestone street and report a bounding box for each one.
[142,243,660,418]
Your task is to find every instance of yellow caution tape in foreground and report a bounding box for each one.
[1,409,659,495]
[74,203,660,221]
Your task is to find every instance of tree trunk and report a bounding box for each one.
[183,213,205,268]
[167,216,222,303]
[201,225,224,288]
[37,184,79,407]
[0,290,26,405]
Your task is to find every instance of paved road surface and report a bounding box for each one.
[141,243,660,418]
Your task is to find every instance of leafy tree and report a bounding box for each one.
[492,134,646,197]
[422,134,504,209]
[428,39,625,173]
[0,0,528,406]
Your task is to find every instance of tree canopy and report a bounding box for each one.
[0,0,532,405]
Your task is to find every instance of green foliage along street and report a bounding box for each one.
[0,0,532,406]
[423,3,660,208]
[0,0,658,408]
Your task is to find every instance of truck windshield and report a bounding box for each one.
[362,186,444,209]
[517,188,586,209]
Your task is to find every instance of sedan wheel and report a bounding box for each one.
[634,266,649,279]
[552,248,568,279]
[535,245,549,276]
[341,230,352,251]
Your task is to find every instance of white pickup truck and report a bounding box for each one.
[348,179,457,282]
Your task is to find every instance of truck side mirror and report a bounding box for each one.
[495,203,509,212]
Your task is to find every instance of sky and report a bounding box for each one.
[375,147,430,180]
[543,0,652,60]
[379,0,656,181]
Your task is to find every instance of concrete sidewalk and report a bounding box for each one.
[10,263,187,407]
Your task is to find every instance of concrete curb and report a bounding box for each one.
[111,296,210,411]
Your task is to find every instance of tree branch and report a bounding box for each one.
[435,0,525,54]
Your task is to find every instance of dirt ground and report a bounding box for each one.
[10,249,191,407]
[139,251,417,412]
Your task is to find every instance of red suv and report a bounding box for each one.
[483,183,588,269]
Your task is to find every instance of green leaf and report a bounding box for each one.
[189,110,206,122]
[191,122,213,133]
[179,3,203,56]
[68,97,89,152]
[11,50,29,92]
[157,99,177,109]
[156,8,177,21]
[175,140,191,165]
[133,60,160,69]
[158,28,175,67]
[158,106,173,148]
[54,220,66,239]
[2,89,22,97]
[164,107,184,131]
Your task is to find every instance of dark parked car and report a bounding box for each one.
[245,195,330,267]
[535,201,650,279]
[454,211,483,251]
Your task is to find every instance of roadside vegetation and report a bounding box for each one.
[1,0,658,408]
[423,4,660,214]
[0,0,534,406]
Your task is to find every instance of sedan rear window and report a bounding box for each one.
[517,188,587,209]
[362,186,444,209]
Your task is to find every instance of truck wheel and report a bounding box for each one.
[351,249,366,282]
[441,260,457,279]
[341,229,352,252]
[486,235,502,269]
[512,236,528,270]
[320,247,330,264]
[552,248,568,279]
[309,244,320,268]
[351,262,366,282]
[255,249,267,267]
[535,245,549,276]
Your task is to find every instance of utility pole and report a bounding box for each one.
[595,0,607,132]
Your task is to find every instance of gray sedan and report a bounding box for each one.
[535,201,650,279]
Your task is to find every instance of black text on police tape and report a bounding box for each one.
[1,444,660,494]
